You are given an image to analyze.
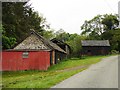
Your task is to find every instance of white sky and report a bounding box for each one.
[29,0,119,34]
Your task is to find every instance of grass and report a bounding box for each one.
[2,55,110,88]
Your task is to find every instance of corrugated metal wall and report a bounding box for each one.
[1,51,50,71]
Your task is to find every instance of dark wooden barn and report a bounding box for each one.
[2,30,66,71]
[51,38,71,58]
[81,40,110,55]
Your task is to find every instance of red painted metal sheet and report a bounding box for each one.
[1,51,50,71]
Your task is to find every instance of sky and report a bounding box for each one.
[29,0,119,34]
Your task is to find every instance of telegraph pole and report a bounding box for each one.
[118,1,120,28]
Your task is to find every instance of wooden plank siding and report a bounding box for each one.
[1,51,50,71]
[81,46,110,55]
[50,50,66,65]
[81,40,110,56]
[55,51,66,64]
[51,38,71,58]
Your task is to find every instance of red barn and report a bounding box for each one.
[2,30,66,71]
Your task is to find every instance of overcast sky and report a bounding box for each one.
[29,0,119,34]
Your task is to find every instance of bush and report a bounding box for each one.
[111,50,119,54]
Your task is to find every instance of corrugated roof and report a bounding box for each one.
[14,30,66,53]
[81,40,110,46]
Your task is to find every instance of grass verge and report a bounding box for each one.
[2,55,109,88]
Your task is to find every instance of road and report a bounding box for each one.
[51,55,118,88]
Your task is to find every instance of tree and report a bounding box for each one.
[81,14,119,52]
[66,34,86,57]
[55,29,70,42]
[111,29,120,51]
[102,14,119,30]
[1,25,16,49]
[2,1,49,49]
[42,30,55,39]
[81,15,104,36]
[81,14,118,39]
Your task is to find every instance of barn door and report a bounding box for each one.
[87,50,91,56]
[101,48,105,55]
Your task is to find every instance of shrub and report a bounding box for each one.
[111,50,119,54]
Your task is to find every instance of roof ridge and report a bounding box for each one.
[81,40,110,46]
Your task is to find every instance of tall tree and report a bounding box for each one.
[42,30,55,39]
[2,1,48,49]
[55,29,70,42]
[81,14,118,39]
[1,25,16,49]
[81,15,103,36]
[102,14,119,31]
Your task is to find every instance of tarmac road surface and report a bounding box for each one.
[51,55,118,88]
